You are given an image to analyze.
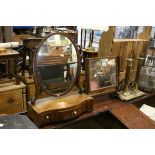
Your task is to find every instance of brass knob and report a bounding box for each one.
[73,111,77,115]
[46,116,50,119]
[7,97,15,104]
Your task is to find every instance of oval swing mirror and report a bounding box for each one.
[33,32,80,98]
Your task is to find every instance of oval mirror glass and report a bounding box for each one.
[34,33,79,97]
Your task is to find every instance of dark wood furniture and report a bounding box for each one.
[82,49,98,57]
[111,104,155,129]
[0,49,20,84]
[27,32,94,127]
[22,38,42,78]
[0,92,155,128]
[50,28,78,43]
[41,93,155,129]
[0,49,27,115]
[80,28,100,70]
[82,49,98,70]
[27,93,93,127]
[33,33,80,99]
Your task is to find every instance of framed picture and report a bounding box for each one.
[85,57,118,95]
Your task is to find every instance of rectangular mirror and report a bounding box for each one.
[85,57,118,95]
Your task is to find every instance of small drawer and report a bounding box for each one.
[0,105,23,115]
[0,90,23,110]
[42,112,56,122]
[58,105,85,121]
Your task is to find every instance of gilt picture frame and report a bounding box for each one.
[85,56,118,95]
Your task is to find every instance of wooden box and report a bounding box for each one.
[0,81,26,115]
[27,93,94,127]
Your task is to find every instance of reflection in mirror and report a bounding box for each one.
[36,34,78,95]
[89,58,116,91]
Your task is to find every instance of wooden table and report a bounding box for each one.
[22,37,42,78]
[0,92,155,129]
[0,49,20,83]
[42,93,155,129]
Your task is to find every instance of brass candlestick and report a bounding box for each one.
[85,30,95,52]
[118,55,145,101]
[123,58,133,95]
[134,57,145,90]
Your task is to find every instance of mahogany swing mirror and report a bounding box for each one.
[27,32,93,127]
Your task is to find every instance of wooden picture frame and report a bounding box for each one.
[85,56,118,95]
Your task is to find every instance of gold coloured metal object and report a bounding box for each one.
[85,30,95,52]
[135,57,145,87]
[123,58,133,95]
[118,56,145,101]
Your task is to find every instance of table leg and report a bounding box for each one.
[28,49,34,79]
[8,59,13,79]
[14,57,20,85]
[22,48,27,76]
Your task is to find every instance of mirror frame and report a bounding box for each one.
[85,56,119,95]
[32,32,81,103]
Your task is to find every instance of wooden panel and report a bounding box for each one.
[119,42,129,71]
[110,104,155,129]
[110,27,151,77]
[142,41,149,57]
[58,104,85,120]
[29,93,93,114]
[0,81,25,93]
[0,105,23,115]
[112,40,149,76]
[111,41,121,56]
[123,41,133,71]
[43,93,155,129]
[13,34,37,42]
[0,81,26,114]
[0,90,22,110]
[132,41,143,75]
[98,26,151,77]
[130,41,138,78]
[0,49,19,57]
[27,93,94,127]
[98,26,115,57]
[114,39,148,42]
